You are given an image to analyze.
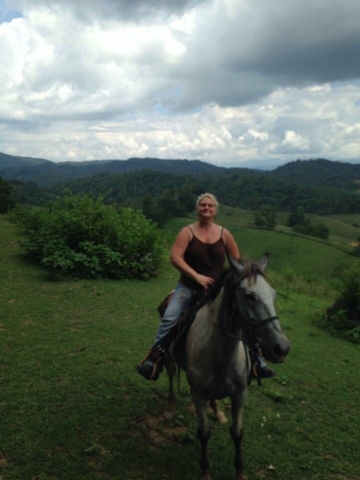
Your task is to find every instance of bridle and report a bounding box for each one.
[219,270,279,347]
[217,270,280,386]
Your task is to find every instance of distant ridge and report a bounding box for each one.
[0,152,51,169]
[0,152,359,192]
[2,153,360,214]
[270,158,360,190]
[0,153,231,186]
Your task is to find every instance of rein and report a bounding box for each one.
[218,272,279,386]
[219,274,279,342]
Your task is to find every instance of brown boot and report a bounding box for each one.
[252,357,276,379]
[135,350,163,381]
[258,365,276,378]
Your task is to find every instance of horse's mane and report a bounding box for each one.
[205,259,265,302]
[239,259,266,285]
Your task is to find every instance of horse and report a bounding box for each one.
[166,254,290,480]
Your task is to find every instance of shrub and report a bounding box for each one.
[253,208,277,230]
[12,195,163,279]
[287,208,307,227]
[317,265,360,344]
[353,238,360,257]
[0,176,15,213]
[293,222,329,240]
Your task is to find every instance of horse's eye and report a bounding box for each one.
[245,291,257,301]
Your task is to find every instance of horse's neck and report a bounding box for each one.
[207,287,226,328]
[186,287,247,388]
[207,288,243,350]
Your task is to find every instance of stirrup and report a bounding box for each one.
[251,359,276,387]
[136,349,164,381]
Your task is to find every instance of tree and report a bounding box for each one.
[313,223,330,240]
[293,222,329,240]
[324,265,360,343]
[157,189,186,218]
[287,207,307,227]
[177,183,197,213]
[0,176,14,213]
[353,238,360,257]
[253,207,277,230]
[140,194,166,226]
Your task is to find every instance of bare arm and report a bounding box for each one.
[170,227,215,289]
[223,228,240,260]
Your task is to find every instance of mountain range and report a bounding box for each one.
[1,152,360,191]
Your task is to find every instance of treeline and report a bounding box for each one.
[55,169,359,215]
[269,158,360,191]
[3,167,360,221]
[0,155,224,186]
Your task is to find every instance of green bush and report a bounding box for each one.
[253,208,277,230]
[293,222,329,239]
[317,264,360,343]
[0,176,15,213]
[12,195,163,279]
[353,238,360,257]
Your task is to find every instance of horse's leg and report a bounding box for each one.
[191,389,212,480]
[165,355,176,411]
[230,394,247,480]
[210,399,228,424]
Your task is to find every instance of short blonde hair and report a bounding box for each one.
[196,193,219,208]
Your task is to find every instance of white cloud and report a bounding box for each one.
[0,0,360,165]
[248,130,269,141]
[281,131,309,150]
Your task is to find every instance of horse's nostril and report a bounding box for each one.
[274,343,290,358]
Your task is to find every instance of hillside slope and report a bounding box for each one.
[0,155,226,186]
[0,152,51,169]
[2,153,360,214]
[2,153,360,191]
[271,158,360,190]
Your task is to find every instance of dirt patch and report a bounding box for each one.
[138,400,228,447]
[142,409,191,445]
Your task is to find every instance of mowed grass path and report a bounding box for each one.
[1,216,360,480]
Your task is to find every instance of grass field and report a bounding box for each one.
[217,206,360,247]
[1,214,360,480]
[165,214,360,281]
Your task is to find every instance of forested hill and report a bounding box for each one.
[1,153,360,214]
[1,153,359,190]
[0,152,51,169]
[270,158,360,190]
[0,154,227,186]
[53,168,360,215]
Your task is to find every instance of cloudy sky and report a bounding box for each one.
[1,0,360,167]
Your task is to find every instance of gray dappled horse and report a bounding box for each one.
[166,254,290,480]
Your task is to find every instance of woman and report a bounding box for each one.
[136,193,275,380]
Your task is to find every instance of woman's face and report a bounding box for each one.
[197,196,217,219]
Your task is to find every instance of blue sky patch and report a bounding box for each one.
[0,2,23,24]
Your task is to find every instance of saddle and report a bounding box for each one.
[157,289,207,357]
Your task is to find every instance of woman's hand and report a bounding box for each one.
[194,274,214,290]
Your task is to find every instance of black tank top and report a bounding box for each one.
[179,226,226,290]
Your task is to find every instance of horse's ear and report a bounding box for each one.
[228,255,244,275]
[258,252,269,273]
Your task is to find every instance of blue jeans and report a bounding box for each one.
[155,282,195,344]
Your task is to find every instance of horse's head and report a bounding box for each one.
[227,254,290,363]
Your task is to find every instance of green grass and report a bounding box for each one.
[1,215,360,480]
[165,215,360,281]
[327,213,360,228]
[220,206,360,247]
